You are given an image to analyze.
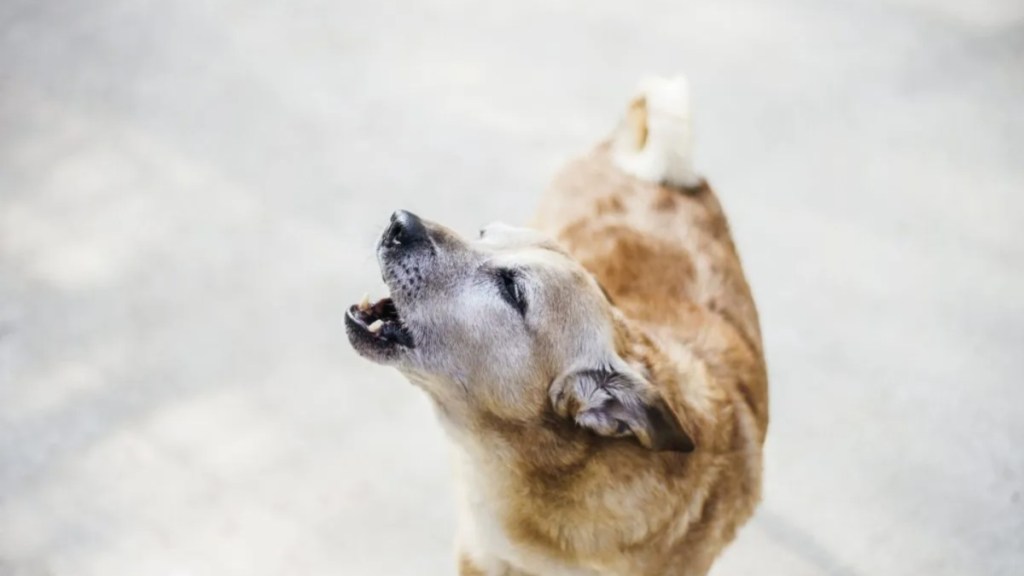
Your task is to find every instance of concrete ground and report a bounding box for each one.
[1,0,1022,574]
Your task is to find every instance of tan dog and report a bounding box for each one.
[346,76,768,576]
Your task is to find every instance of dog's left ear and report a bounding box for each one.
[550,367,695,453]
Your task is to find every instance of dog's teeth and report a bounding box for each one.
[367,319,384,334]
[358,293,371,311]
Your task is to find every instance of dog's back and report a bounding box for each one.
[515,76,769,575]
[535,77,768,439]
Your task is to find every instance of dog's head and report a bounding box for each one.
[346,211,693,453]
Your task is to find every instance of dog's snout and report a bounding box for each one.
[385,210,429,248]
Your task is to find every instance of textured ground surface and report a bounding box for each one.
[2,0,1023,574]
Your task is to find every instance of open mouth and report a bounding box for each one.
[345,294,415,352]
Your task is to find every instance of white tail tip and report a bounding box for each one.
[612,76,699,188]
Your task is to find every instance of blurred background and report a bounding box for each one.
[2,0,1023,574]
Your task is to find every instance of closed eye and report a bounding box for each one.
[495,269,527,316]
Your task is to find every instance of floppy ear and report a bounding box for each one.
[550,368,695,453]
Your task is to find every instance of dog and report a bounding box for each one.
[346,76,768,576]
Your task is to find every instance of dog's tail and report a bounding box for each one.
[611,76,700,189]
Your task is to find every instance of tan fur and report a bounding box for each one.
[627,97,649,151]
[455,148,766,574]
[348,81,767,576]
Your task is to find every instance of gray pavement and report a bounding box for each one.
[1,0,1023,574]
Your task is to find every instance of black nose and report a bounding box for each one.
[384,210,428,248]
